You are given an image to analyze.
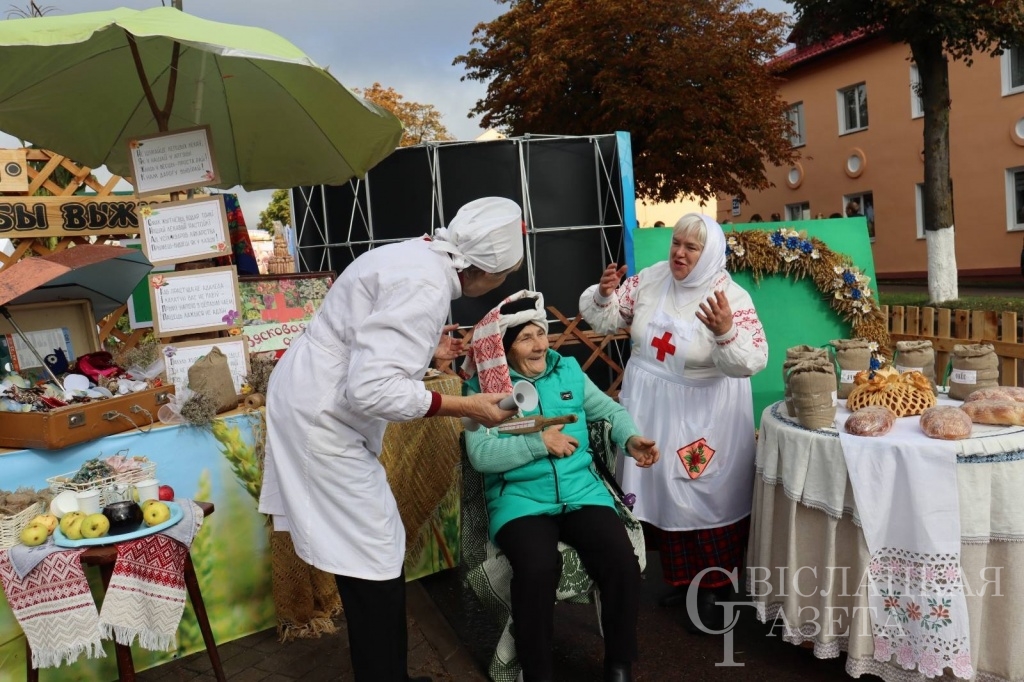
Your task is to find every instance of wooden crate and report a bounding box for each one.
[0,300,174,450]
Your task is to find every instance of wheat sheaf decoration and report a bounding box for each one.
[725,226,891,361]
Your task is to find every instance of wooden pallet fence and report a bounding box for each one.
[882,305,1021,387]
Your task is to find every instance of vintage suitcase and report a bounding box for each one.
[0,300,174,450]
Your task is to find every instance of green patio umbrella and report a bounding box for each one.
[0,7,403,190]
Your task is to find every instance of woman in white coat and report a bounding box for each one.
[259,197,524,682]
[579,213,768,633]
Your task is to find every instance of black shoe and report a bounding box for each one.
[683,587,723,634]
[657,585,687,608]
[604,662,633,682]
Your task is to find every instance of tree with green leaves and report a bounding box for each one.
[354,83,455,147]
[257,188,289,234]
[454,0,796,203]
[791,0,1024,303]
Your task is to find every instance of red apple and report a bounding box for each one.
[158,485,175,501]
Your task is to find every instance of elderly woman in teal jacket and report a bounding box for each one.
[463,291,660,682]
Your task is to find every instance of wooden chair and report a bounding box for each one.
[26,501,225,682]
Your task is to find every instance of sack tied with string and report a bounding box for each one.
[895,340,937,393]
[187,347,239,413]
[783,345,829,416]
[789,358,838,430]
[830,338,873,399]
[948,343,999,401]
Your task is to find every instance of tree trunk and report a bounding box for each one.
[911,36,958,303]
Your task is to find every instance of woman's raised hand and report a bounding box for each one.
[696,290,733,336]
[433,323,466,362]
[542,424,579,458]
[626,436,659,467]
[598,263,628,297]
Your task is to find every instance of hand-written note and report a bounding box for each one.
[161,340,249,394]
[151,267,241,336]
[129,126,219,197]
[140,196,229,265]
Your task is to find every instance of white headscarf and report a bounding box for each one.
[429,197,524,273]
[672,213,727,291]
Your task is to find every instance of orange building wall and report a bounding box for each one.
[729,38,1024,278]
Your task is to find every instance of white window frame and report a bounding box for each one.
[842,191,875,241]
[1002,47,1024,96]
[1005,167,1024,231]
[837,83,869,134]
[786,102,805,148]
[915,183,925,239]
[910,65,924,119]
[785,202,810,221]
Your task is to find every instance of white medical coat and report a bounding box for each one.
[258,238,460,579]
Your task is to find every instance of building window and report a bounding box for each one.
[843,191,875,240]
[837,83,869,134]
[786,103,805,147]
[786,202,810,221]
[915,183,925,239]
[910,65,924,119]
[1006,167,1024,230]
[1003,47,1024,96]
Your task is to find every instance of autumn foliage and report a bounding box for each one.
[355,83,455,147]
[454,0,797,202]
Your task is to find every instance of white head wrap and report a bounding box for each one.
[497,290,549,343]
[429,197,524,273]
[672,213,727,291]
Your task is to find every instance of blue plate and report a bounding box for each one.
[53,501,183,548]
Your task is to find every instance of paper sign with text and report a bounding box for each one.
[149,265,242,337]
[161,338,250,394]
[129,125,220,197]
[139,195,230,265]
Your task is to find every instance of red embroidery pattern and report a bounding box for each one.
[715,327,739,347]
[617,274,640,325]
[733,308,767,349]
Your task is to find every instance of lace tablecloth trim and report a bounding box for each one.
[868,547,973,679]
[757,601,848,660]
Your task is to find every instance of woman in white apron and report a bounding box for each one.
[579,213,768,632]
[259,197,524,682]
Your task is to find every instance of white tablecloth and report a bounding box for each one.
[749,400,1024,682]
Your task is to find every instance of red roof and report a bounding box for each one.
[770,27,878,72]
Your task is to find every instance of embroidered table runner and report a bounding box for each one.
[837,415,973,679]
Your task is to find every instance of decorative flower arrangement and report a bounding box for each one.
[150,275,167,289]
[725,226,891,360]
[138,205,154,218]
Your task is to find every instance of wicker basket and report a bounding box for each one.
[0,501,46,549]
[46,460,157,507]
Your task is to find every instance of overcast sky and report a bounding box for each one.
[0,0,794,225]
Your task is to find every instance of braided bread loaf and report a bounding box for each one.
[964,387,1024,403]
[846,368,937,417]
[960,400,1024,426]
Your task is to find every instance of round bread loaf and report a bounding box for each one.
[844,406,897,437]
[920,406,973,440]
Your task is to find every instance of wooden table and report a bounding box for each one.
[26,501,225,682]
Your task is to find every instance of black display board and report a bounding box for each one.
[292,134,631,387]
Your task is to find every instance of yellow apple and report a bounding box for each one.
[80,513,110,539]
[19,522,49,547]
[141,498,160,511]
[30,514,58,535]
[64,516,85,541]
[143,501,171,527]
[59,511,85,537]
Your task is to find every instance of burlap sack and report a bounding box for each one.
[784,345,829,416]
[949,343,1000,401]
[789,359,837,430]
[895,340,937,392]
[271,531,342,641]
[830,339,873,399]
[187,347,239,413]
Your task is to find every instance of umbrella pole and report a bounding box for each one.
[0,306,66,392]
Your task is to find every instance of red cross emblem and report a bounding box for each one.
[651,331,676,362]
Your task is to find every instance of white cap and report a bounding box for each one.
[430,197,523,273]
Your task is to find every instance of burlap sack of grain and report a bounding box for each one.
[895,340,937,393]
[830,339,873,399]
[783,345,829,417]
[949,343,1000,401]
[789,359,838,430]
[187,347,239,413]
